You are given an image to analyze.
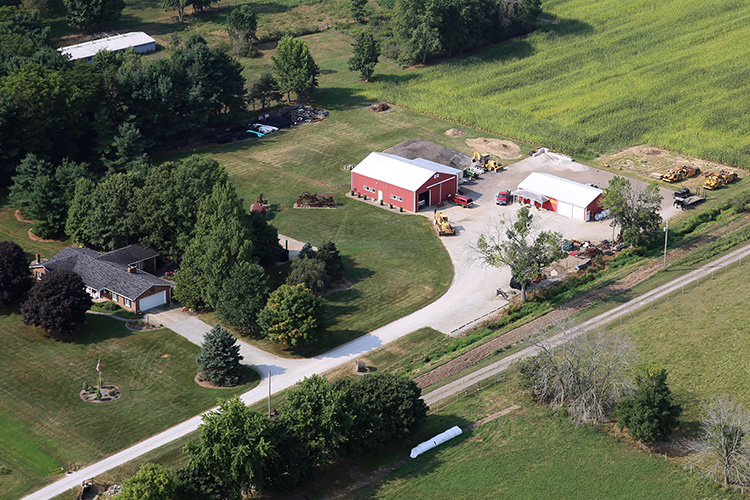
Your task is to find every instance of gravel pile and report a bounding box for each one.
[383,138,471,169]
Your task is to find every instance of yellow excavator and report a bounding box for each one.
[434,210,455,236]
[471,151,503,172]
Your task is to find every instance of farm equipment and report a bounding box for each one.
[447,193,474,208]
[662,165,701,183]
[295,192,336,208]
[434,210,455,236]
[496,190,511,205]
[463,168,480,181]
[703,169,738,190]
[250,193,270,215]
[471,150,503,172]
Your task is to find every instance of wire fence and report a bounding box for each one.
[428,371,508,414]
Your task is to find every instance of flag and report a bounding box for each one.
[96,359,100,372]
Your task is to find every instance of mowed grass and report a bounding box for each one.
[0,312,259,500]
[0,194,70,261]
[360,0,750,167]
[608,257,750,423]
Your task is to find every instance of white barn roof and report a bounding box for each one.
[59,32,156,61]
[518,172,602,207]
[352,152,461,191]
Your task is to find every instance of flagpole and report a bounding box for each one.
[97,359,102,392]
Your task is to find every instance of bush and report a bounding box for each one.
[731,190,750,213]
[615,367,681,442]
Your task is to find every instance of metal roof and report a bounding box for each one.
[517,172,603,208]
[351,152,461,192]
[58,32,156,61]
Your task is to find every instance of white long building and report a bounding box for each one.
[59,32,156,61]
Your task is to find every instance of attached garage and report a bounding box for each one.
[513,172,604,221]
[351,152,461,212]
[138,289,168,312]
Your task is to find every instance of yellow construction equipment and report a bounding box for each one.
[433,209,455,236]
[471,150,503,172]
[662,165,701,183]
[703,169,738,190]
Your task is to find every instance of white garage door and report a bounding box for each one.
[556,201,574,218]
[139,290,167,311]
[572,205,586,221]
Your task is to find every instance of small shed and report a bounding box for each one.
[351,152,461,212]
[59,32,157,61]
[513,172,604,221]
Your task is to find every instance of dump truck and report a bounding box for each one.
[434,210,455,236]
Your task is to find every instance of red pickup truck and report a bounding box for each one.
[496,190,511,205]
[447,193,473,208]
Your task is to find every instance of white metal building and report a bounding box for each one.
[59,32,157,61]
[514,172,604,221]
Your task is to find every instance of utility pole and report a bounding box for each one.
[663,219,669,268]
[268,371,272,418]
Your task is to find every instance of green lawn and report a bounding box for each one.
[357,0,750,168]
[608,257,750,425]
[0,194,70,262]
[0,312,259,500]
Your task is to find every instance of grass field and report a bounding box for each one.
[0,194,70,261]
[357,0,750,168]
[0,312,259,500]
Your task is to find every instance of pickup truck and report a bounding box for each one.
[447,193,473,208]
[496,190,510,205]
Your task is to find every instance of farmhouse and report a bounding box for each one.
[58,32,157,61]
[513,172,604,221]
[351,152,461,212]
[30,245,172,312]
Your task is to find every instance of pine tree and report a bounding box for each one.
[316,241,344,281]
[196,324,244,387]
[215,261,269,333]
[0,240,31,307]
[615,367,682,442]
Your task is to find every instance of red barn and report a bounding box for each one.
[513,172,604,221]
[351,152,461,212]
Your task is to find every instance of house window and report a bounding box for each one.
[363,185,376,193]
[390,194,403,202]
[123,297,131,307]
[112,292,119,302]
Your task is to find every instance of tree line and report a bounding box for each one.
[117,373,428,499]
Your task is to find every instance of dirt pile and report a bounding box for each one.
[445,128,466,137]
[466,137,522,159]
[383,138,470,169]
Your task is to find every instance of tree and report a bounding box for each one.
[520,326,635,425]
[161,0,190,22]
[65,177,97,244]
[227,4,256,56]
[334,373,428,454]
[185,397,276,497]
[196,324,244,387]
[173,180,255,309]
[492,0,541,27]
[63,0,125,29]
[248,73,281,110]
[0,240,31,307]
[286,257,329,295]
[316,240,344,281]
[118,463,175,500]
[215,262,269,333]
[297,241,316,260]
[280,374,353,464]
[475,205,566,302]
[602,176,662,249]
[393,0,442,64]
[174,465,223,500]
[102,121,150,176]
[349,0,367,22]
[271,35,320,102]
[615,367,682,442]
[348,30,380,82]
[247,211,282,266]
[257,284,323,346]
[79,172,140,250]
[21,269,92,338]
[690,396,750,487]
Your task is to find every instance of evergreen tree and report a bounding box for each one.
[349,0,367,21]
[248,73,282,110]
[0,240,31,307]
[21,269,92,339]
[615,367,682,442]
[286,257,328,295]
[297,242,316,260]
[316,240,344,281]
[102,121,150,176]
[216,261,269,333]
[196,324,244,387]
[63,0,125,29]
[174,180,254,309]
[271,36,320,102]
[65,177,97,245]
[248,211,282,266]
[257,284,323,346]
[348,30,380,81]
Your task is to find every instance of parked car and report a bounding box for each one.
[447,193,473,208]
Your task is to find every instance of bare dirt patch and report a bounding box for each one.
[27,229,57,242]
[445,128,466,137]
[465,138,521,160]
[598,145,743,191]
[14,210,33,223]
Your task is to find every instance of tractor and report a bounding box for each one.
[434,210,455,236]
